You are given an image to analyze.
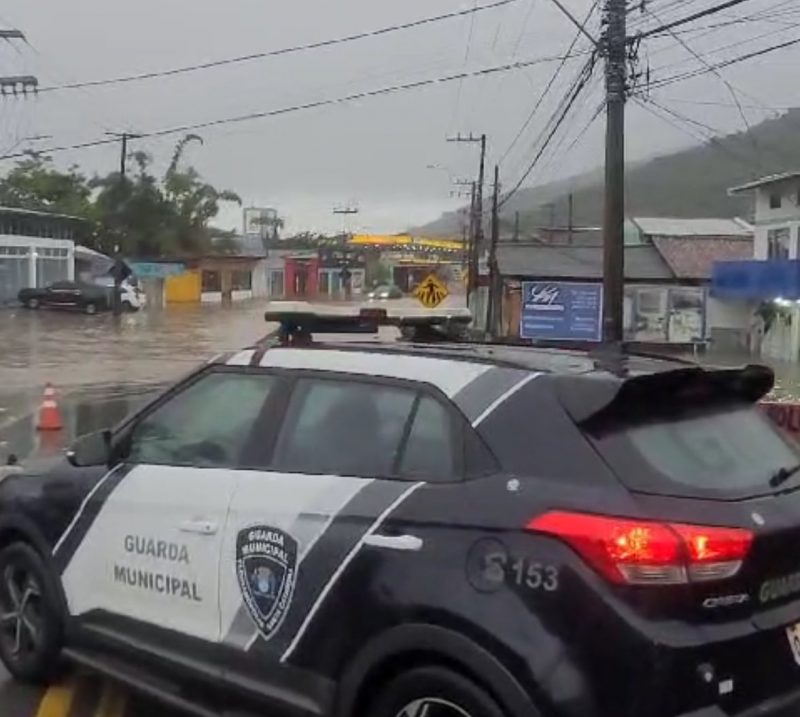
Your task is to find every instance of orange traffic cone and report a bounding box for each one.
[37,383,63,431]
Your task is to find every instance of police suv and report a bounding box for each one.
[0,303,799,717]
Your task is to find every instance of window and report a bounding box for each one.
[399,396,454,480]
[589,405,800,498]
[274,378,420,477]
[128,372,276,467]
[770,192,782,209]
[231,270,252,291]
[768,227,791,260]
[202,270,221,292]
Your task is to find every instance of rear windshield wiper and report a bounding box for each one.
[769,463,800,488]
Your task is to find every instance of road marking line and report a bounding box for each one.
[94,681,127,717]
[34,679,77,717]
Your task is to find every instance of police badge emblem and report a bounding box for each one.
[235,526,298,640]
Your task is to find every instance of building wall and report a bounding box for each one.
[706,296,752,352]
[753,184,800,260]
[165,270,201,303]
[0,235,74,304]
[252,259,268,298]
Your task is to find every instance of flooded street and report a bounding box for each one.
[0,301,273,458]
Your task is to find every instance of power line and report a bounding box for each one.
[548,0,600,46]
[37,0,522,94]
[499,56,596,208]
[649,35,800,89]
[0,51,580,161]
[637,0,758,39]
[634,96,757,169]
[656,96,791,110]
[647,13,800,70]
[643,6,760,162]
[449,0,480,132]
[498,0,599,164]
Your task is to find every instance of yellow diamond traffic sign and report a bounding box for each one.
[415,273,449,309]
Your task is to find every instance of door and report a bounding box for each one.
[45,281,80,307]
[59,369,281,654]
[217,376,460,706]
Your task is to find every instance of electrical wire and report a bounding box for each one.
[0,51,582,162]
[649,35,800,89]
[499,55,597,208]
[498,0,599,164]
[449,0,480,132]
[638,0,759,38]
[643,6,761,162]
[635,95,758,169]
[37,0,522,94]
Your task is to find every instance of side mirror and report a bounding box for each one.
[66,430,112,467]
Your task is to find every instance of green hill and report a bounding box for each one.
[416,108,800,235]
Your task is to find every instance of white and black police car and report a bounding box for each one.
[1,303,800,717]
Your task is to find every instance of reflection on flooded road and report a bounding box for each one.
[0,383,160,464]
[0,301,270,393]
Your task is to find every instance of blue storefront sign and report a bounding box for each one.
[520,281,603,342]
[127,262,186,279]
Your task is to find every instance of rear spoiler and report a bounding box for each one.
[557,364,774,425]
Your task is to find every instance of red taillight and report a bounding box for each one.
[528,511,753,586]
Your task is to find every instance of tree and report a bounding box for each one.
[0,135,243,258]
[0,153,93,218]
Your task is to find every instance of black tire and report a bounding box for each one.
[83,302,97,315]
[25,298,40,310]
[368,666,507,717]
[0,542,63,682]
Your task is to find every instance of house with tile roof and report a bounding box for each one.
[496,218,754,349]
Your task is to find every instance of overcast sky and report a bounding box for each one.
[0,0,797,234]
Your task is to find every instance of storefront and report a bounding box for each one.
[318,247,366,299]
[624,285,706,343]
[0,207,83,304]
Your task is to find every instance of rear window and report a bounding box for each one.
[587,403,800,498]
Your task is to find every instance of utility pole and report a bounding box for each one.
[447,133,487,315]
[333,206,359,238]
[106,132,143,179]
[567,193,574,245]
[0,30,37,95]
[601,0,627,345]
[452,178,477,303]
[486,165,501,339]
[105,132,141,316]
[0,31,37,97]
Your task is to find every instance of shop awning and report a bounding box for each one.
[711,259,800,300]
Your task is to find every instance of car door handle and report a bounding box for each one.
[179,519,219,536]
[363,533,423,551]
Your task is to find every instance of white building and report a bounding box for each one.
[729,172,800,260]
[720,172,800,360]
[0,207,82,304]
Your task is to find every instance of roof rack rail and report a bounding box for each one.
[263,301,472,345]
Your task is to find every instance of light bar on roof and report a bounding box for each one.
[263,301,472,336]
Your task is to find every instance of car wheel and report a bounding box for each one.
[25,298,40,310]
[368,667,507,717]
[83,302,97,315]
[0,542,63,683]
